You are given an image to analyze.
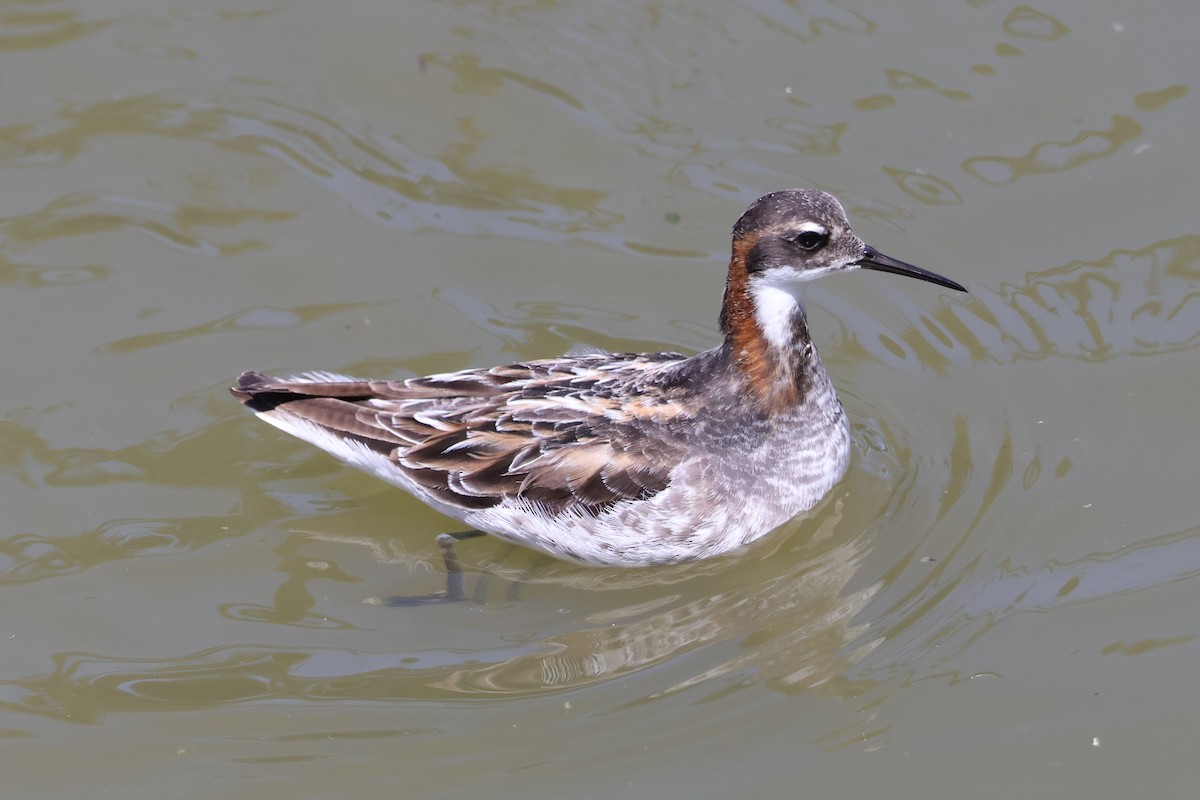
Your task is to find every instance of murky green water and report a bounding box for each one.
[2,1,1198,797]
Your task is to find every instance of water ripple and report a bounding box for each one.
[0,6,114,52]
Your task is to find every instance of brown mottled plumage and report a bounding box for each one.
[234,355,690,514]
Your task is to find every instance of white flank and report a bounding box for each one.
[253,412,400,486]
[251,410,482,529]
[295,371,358,383]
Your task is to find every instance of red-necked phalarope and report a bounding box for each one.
[233,189,965,568]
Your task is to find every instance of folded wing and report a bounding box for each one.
[232,355,693,515]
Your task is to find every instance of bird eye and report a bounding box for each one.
[792,230,827,251]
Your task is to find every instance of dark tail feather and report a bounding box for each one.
[230,371,301,414]
[231,370,386,414]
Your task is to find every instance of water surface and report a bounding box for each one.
[1,1,1198,797]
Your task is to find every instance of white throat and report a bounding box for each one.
[749,281,805,351]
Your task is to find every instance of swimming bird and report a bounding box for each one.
[232,189,965,569]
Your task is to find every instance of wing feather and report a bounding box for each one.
[232,354,694,514]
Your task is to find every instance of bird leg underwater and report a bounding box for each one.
[385,530,486,606]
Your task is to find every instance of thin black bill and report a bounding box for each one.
[858,246,967,292]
